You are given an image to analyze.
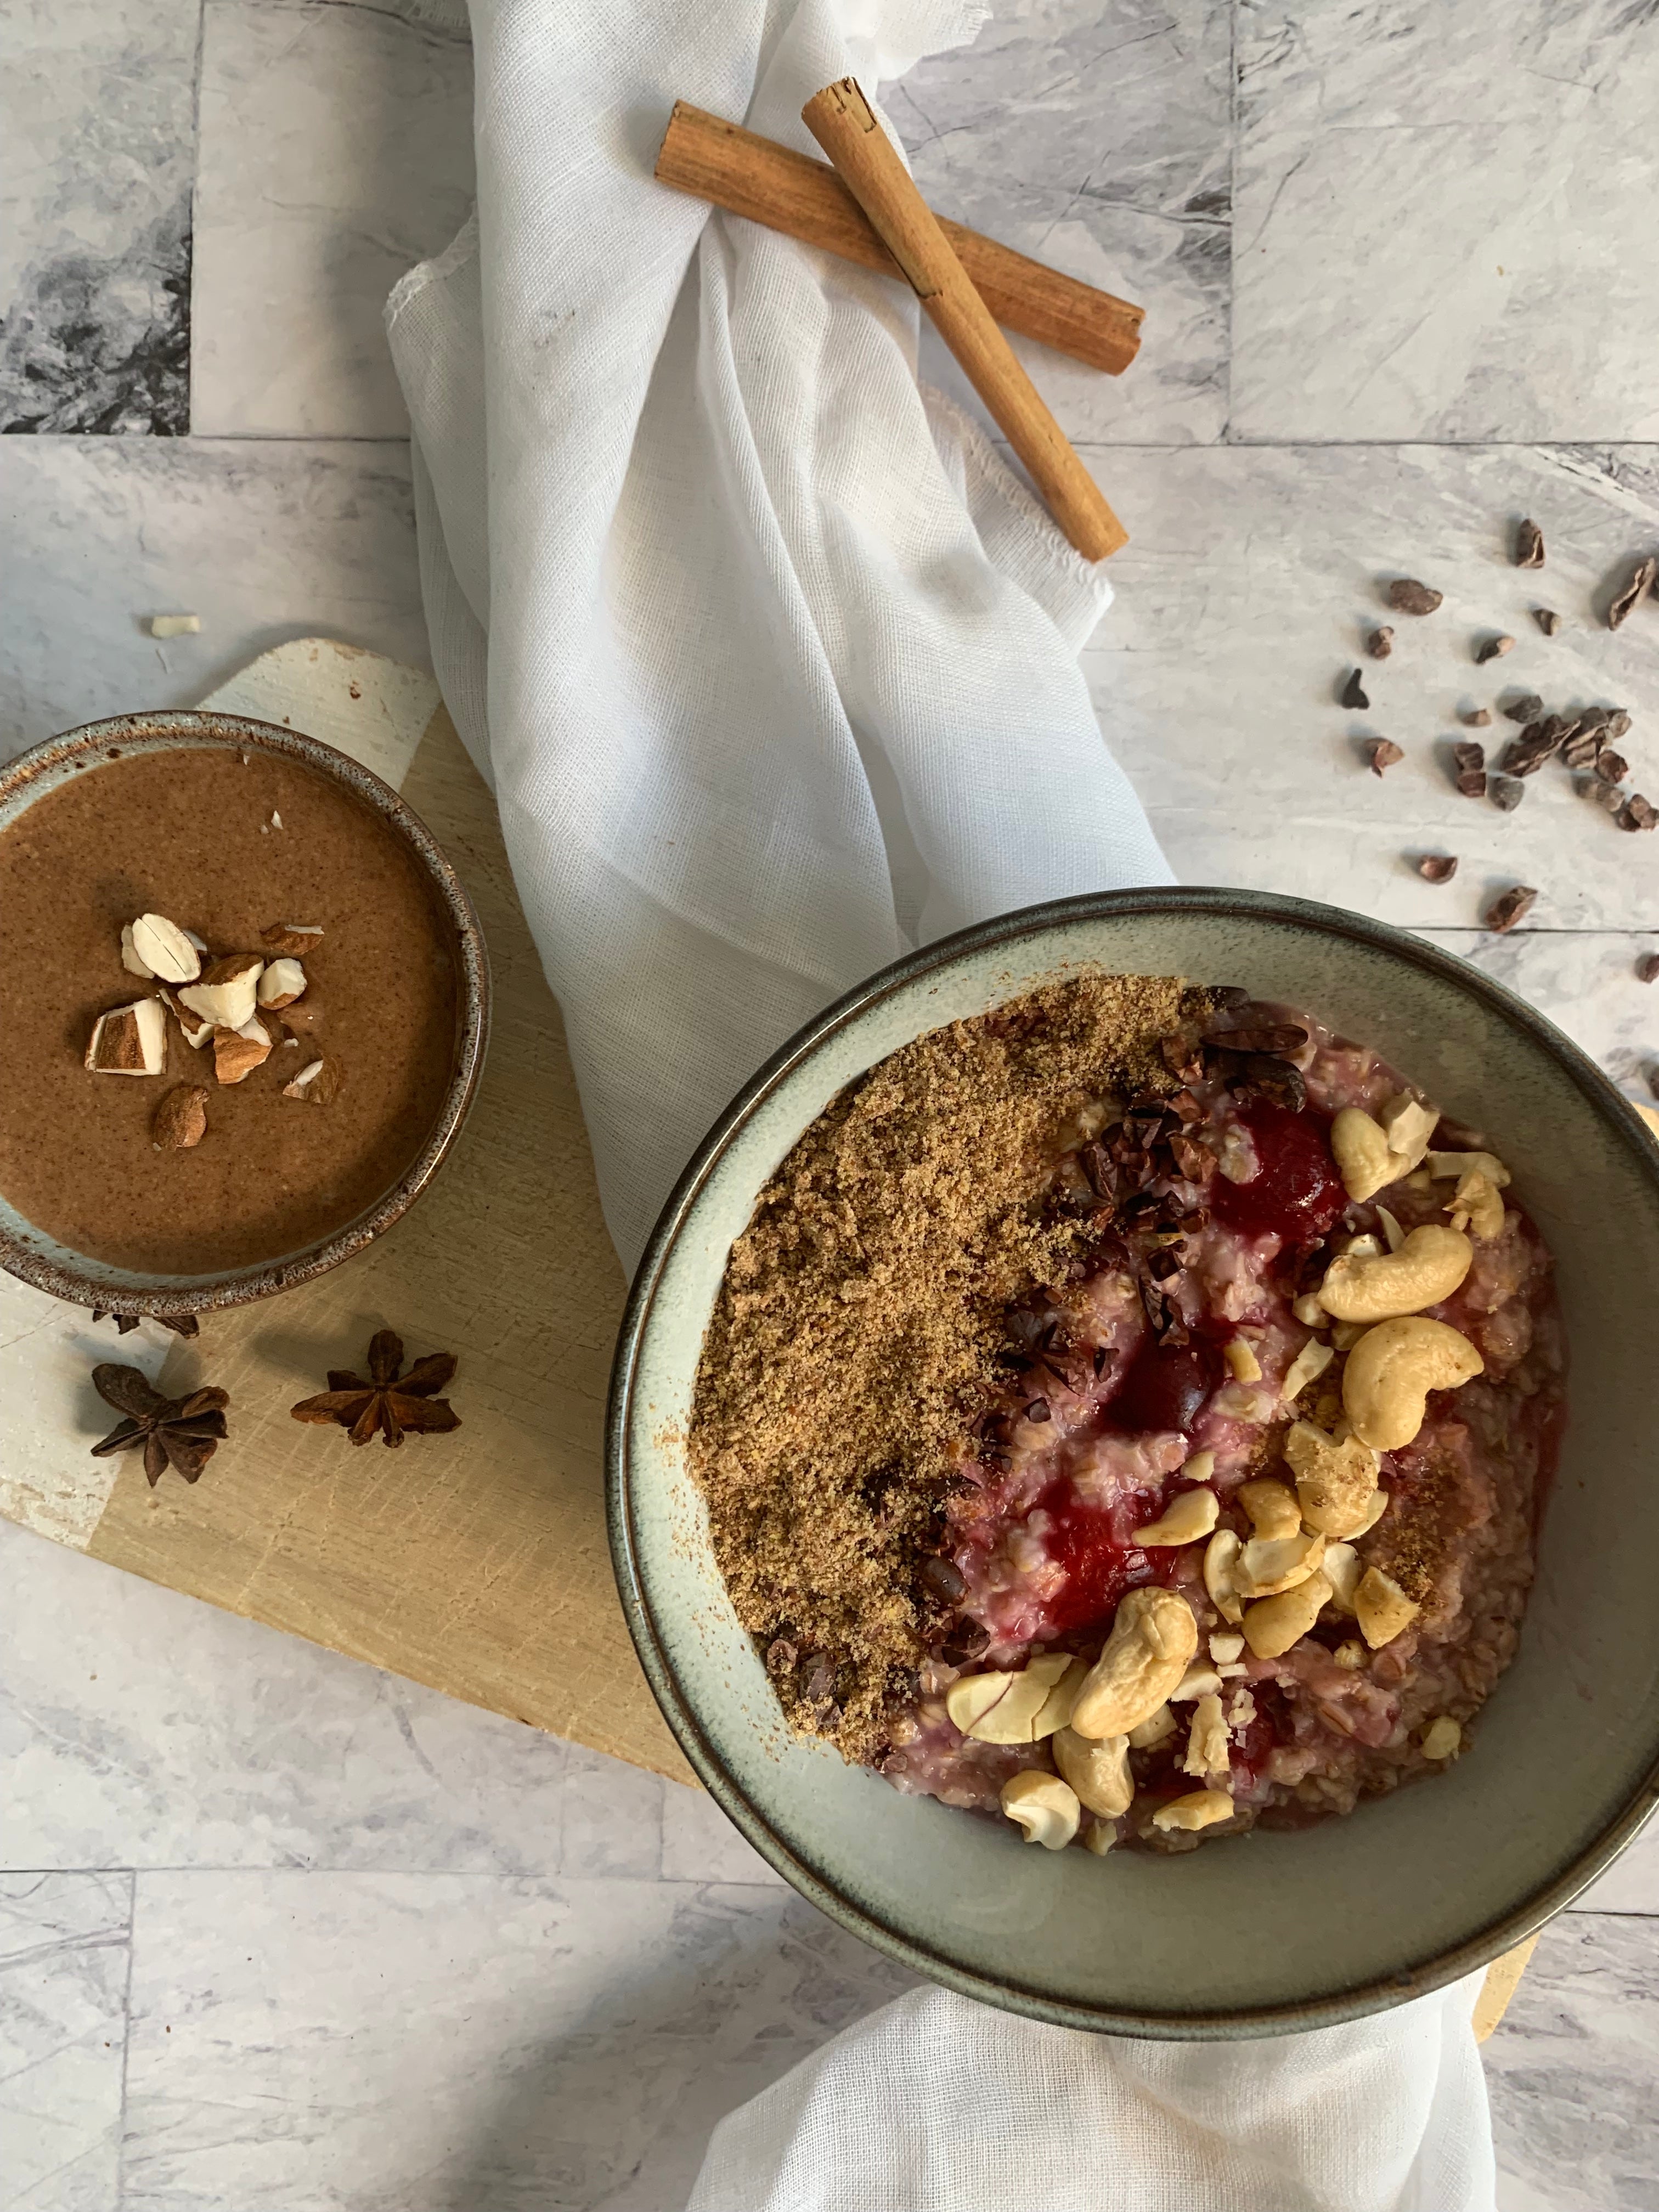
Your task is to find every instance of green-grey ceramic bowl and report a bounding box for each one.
[607,888,1659,2036]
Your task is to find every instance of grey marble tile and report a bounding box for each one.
[1487,1912,1659,2212]
[121,1871,913,2210]
[894,0,1231,445]
[0,0,197,435]
[1413,927,1659,1104]
[1569,1816,1659,1918]
[556,1742,664,1882]
[1233,1,1659,444]
[0,436,428,756]
[0,1872,129,2211]
[192,0,475,437]
[0,1522,574,1876]
[662,1782,786,1888]
[1080,442,1659,927]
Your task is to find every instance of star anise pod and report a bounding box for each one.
[91,1309,199,1338]
[89,1365,229,1486]
[290,1328,459,1447]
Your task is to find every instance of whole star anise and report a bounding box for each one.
[91,1309,200,1338]
[89,1365,229,1486]
[290,1329,459,1447]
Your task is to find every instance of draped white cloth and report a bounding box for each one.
[386,4,1496,2204]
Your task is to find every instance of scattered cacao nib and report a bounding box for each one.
[1475,633,1515,664]
[939,1619,990,1665]
[1388,578,1443,616]
[1340,669,1370,709]
[1456,769,1489,800]
[1502,693,1544,723]
[1485,885,1538,934]
[766,1636,799,1672]
[1605,709,1633,741]
[1618,794,1658,832]
[1205,1023,1307,1056]
[1417,854,1459,883]
[1023,1397,1051,1423]
[89,1365,229,1487]
[290,1329,460,1447]
[1452,740,1486,773]
[1166,1087,1204,1126]
[1532,607,1561,636]
[1224,1052,1307,1111]
[802,1657,837,1707]
[1159,1031,1205,1084]
[1504,719,1567,776]
[1368,739,1404,776]
[90,1308,199,1339]
[1607,555,1657,630]
[1148,1246,1183,1283]
[1367,626,1394,659]
[1514,518,1545,569]
[1637,953,1659,984]
[1489,775,1525,812]
[918,1554,967,1605]
[1590,779,1627,816]
[1598,748,1629,785]
[1562,729,1604,769]
[1169,1132,1213,1182]
[1459,708,1492,727]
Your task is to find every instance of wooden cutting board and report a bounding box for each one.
[1,640,1540,2028]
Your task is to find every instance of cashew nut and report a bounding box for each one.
[1223,1336,1262,1383]
[1281,1335,1334,1403]
[1331,1108,1397,1202]
[1379,1093,1438,1173]
[1341,1317,1484,1449]
[1182,1448,1216,1483]
[1237,1478,1302,1541]
[1209,1631,1245,1663]
[1242,1570,1333,1659]
[1317,1223,1472,1323]
[1070,1588,1198,1739]
[1322,1542,1362,1611]
[1331,1638,1368,1670]
[1128,1703,1177,1749]
[1237,1528,1327,1598]
[1427,1149,1510,1188]
[1082,1819,1116,1854]
[1131,1487,1219,1547]
[1203,1528,1245,1624]
[1000,1769,1081,1850]
[1171,1661,1224,1700]
[1052,1726,1134,1816]
[1351,1488,1389,1537]
[1032,1658,1090,1740]
[1151,1788,1234,1833]
[1354,1566,1419,1649]
[1448,1169,1505,1241]
[1420,1716,1462,1762]
[1283,1419,1379,1538]
[1376,1205,1406,1253]
[1182,1692,1231,1778]
[945,1652,1075,1744]
[1292,1291,1327,1327]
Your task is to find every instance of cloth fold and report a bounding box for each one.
[386,4,1496,2205]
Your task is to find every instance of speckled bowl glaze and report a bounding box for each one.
[0,712,489,1319]
[608,888,1659,2038]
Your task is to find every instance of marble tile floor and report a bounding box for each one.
[4,0,1659,2204]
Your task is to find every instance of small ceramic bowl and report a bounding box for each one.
[609,887,1659,2037]
[0,710,489,1320]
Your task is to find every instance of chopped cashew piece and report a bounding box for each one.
[1322,1543,1362,1612]
[1237,1478,1301,1541]
[1000,1770,1081,1850]
[1379,1093,1439,1173]
[1331,1639,1368,1670]
[1237,1528,1327,1599]
[1082,1819,1116,1855]
[1170,1662,1224,1702]
[1243,1571,1333,1660]
[945,1673,1013,1736]
[1283,1419,1380,1539]
[1355,1567,1419,1649]
[1376,1205,1406,1253]
[948,1653,1075,1744]
[1071,1589,1199,1740]
[1450,1169,1505,1241]
[1427,1149,1511,1188]
[1330,1107,1397,1202]
[1223,1336,1262,1383]
[1292,1291,1326,1327]
[1209,1632,1245,1664]
[1203,1528,1245,1624]
[1351,1489,1389,1537]
[1052,1726,1134,1817]
[1182,1693,1231,1778]
[1337,1232,1386,1261]
[1342,1318,1483,1450]
[1420,1716,1463,1762]
[1280,1336,1334,1404]
[1131,1487,1219,1547]
[1330,1321,1370,1352]
[1152,1788,1234,1833]
[1127,1704,1176,1750]
[1317,1224,1473,1323]
[1182,1448,1217,1483]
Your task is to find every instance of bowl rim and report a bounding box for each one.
[607,884,1659,2038]
[0,709,490,1314]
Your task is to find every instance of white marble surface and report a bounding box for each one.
[3,1,1659,2206]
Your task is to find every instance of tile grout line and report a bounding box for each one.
[1223,0,1238,448]
[115,1866,136,2210]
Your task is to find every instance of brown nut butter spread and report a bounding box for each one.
[0,746,459,1274]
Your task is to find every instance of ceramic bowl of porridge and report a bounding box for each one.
[607,888,1659,2035]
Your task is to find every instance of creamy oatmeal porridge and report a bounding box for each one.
[689,975,1562,1855]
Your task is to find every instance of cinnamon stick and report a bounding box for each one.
[801,78,1127,562]
[655,101,1143,379]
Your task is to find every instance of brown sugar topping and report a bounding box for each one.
[687,972,1221,1760]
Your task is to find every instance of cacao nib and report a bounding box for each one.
[1532,607,1561,635]
[1502,693,1544,723]
[1475,634,1515,664]
[1515,518,1545,568]
[1369,739,1404,776]
[1485,885,1537,933]
[1367,626,1394,659]
[1607,555,1656,630]
[1417,854,1458,883]
[1340,669,1369,709]
[1388,578,1443,615]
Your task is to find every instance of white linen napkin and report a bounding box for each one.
[386,4,1496,2204]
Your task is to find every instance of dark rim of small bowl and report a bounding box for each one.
[607,884,1659,2040]
[0,710,490,1316]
